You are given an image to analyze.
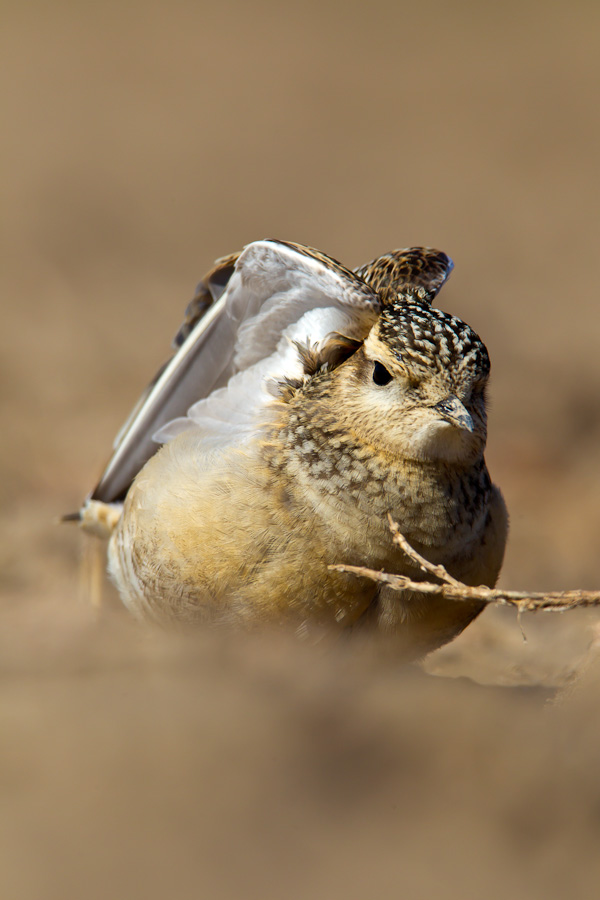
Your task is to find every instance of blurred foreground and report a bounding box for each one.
[1,600,600,900]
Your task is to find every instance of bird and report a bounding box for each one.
[75,240,508,659]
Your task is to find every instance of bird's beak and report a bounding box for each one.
[434,396,474,433]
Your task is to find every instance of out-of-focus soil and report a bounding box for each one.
[2,2,600,898]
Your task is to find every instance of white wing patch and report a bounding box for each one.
[230,242,376,371]
[90,239,378,502]
[153,306,360,448]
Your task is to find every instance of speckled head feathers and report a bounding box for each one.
[376,295,490,382]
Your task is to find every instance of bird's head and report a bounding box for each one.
[334,291,490,464]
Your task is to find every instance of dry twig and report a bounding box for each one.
[329,514,600,613]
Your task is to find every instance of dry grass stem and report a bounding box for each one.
[329,515,600,613]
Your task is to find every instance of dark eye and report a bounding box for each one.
[372,361,393,386]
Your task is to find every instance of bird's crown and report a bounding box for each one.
[376,293,490,382]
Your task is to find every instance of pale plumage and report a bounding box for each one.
[91,241,380,502]
[78,240,507,658]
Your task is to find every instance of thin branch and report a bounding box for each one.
[329,517,600,614]
[386,513,463,587]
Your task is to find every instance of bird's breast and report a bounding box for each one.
[109,421,492,626]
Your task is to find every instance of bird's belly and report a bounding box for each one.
[107,435,491,629]
[109,513,379,628]
[107,441,380,627]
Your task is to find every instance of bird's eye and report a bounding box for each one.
[372,361,393,386]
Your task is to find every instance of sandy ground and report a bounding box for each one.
[2,1,600,897]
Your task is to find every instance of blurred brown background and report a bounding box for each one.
[2,1,600,898]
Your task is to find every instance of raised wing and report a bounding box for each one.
[90,240,380,504]
[355,247,454,304]
[172,251,242,348]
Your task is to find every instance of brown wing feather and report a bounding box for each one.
[173,251,242,348]
[87,241,378,505]
[355,247,454,305]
